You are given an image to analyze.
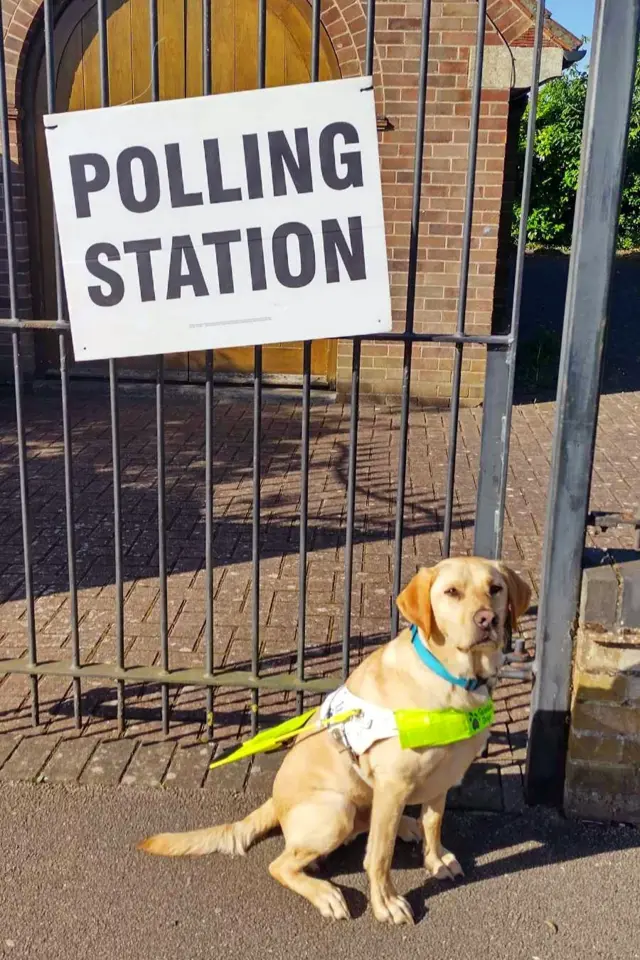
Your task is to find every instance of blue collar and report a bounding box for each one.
[410,625,485,692]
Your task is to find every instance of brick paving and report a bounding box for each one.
[0,383,638,809]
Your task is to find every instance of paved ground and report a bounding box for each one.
[1,780,638,960]
[0,384,638,806]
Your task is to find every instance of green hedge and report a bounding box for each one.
[513,59,640,250]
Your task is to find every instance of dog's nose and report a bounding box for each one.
[474,609,498,630]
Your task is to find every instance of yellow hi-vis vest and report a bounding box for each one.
[210,684,494,770]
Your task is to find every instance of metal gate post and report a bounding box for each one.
[474,346,509,558]
[475,2,545,560]
[525,0,640,806]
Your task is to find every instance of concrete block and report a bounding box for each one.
[42,738,97,783]
[0,736,59,782]
[573,671,626,703]
[568,731,623,764]
[620,560,640,631]
[80,739,137,786]
[565,761,615,822]
[468,46,564,90]
[613,790,640,825]
[572,701,640,738]
[621,738,640,765]
[0,734,21,771]
[624,673,640,702]
[582,636,640,675]
[580,563,618,630]
[246,749,283,797]
[163,744,214,789]
[120,741,176,788]
[565,760,636,799]
[204,753,249,794]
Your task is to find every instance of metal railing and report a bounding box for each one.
[0,0,548,738]
[526,0,640,805]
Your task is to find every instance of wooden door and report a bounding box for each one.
[24,0,341,385]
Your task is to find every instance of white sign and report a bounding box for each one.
[44,77,392,362]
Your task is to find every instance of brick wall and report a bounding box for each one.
[1,0,36,380]
[0,130,35,379]
[337,1,514,404]
[565,554,640,826]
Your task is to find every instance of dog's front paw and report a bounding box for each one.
[312,881,351,921]
[425,848,464,882]
[371,891,414,925]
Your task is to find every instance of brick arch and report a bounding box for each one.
[2,0,44,113]
[319,0,386,114]
[3,0,386,114]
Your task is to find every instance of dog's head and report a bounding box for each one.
[396,557,531,678]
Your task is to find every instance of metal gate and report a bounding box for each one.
[0,0,636,803]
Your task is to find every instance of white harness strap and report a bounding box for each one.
[320,685,399,758]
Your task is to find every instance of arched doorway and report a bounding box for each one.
[23,0,341,385]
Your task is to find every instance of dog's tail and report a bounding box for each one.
[137,798,278,858]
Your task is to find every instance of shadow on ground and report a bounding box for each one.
[0,388,473,606]
[514,250,640,402]
[313,806,640,923]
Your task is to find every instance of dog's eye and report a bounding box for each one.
[444,587,460,599]
[489,584,503,595]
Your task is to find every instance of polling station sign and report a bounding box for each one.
[43,77,392,362]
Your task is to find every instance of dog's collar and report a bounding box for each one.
[410,625,486,692]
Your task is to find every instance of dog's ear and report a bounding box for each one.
[396,567,436,638]
[496,563,531,628]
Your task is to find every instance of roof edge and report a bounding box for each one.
[514,0,584,51]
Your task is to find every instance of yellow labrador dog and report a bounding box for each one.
[139,557,530,925]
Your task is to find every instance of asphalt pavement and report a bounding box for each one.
[1,782,638,960]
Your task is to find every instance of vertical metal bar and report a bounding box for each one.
[109,364,125,733]
[342,1,374,674]
[296,0,321,710]
[97,0,109,97]
[11,342,38,724]
[203,0,214,739]
[156,357,169,734]
[442,0,487,557]
[251,345,261,736]
[60,337,81,726]
[109,360,125,732]
[0,4,39,724]
[147,0,169,734]
[493,0,544,553]
[342,340,360,678]
[475,1,545,561]
[204,350,214,737]
[297,341,311,712]
[44,0,82,726]
[203,0,212,96]
[96,0,125,730]
[473,344,509,557]
[44,0,64,327]
[526,0,640,806]
[390,0,432,636]
[364,0,376,75]
[310,0,320,83]
[250,0,267,734]
[257,0,267,89]
[150,0,159,100]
